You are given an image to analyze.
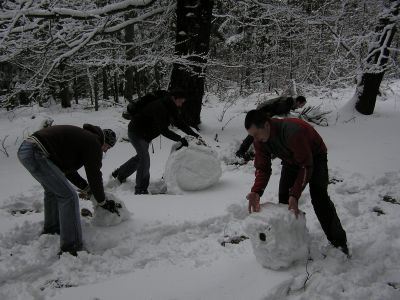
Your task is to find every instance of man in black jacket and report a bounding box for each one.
[236,96,306,159]
[18,124,118,256]
[113,88,199,194]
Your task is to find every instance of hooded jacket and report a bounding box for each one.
[256,96,295,116]
[128,95,198,142]
[31,124,106,203]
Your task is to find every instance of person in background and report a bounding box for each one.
[112,88,200,194]
[236,96,307,159]
[244,109,349,256]
[18,124,118,256]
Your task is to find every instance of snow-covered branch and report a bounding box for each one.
[0,0,156,20]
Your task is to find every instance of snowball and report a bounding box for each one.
[244,202,310,270]
[91,192,131,227]
[164,138,222,194]
[148,178,168,195]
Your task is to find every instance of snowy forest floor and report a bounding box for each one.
[1,82,400,300]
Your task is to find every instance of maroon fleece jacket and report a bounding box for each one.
[251,118,327,200]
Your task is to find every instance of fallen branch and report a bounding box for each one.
[0,135,10,157]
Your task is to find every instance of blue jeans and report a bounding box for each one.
[117,130,150,192]
[17,141,83,252]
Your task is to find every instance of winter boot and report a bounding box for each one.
[135,189,149,195]
[111,169,126,184]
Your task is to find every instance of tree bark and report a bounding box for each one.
[124,12,135,102]
[60,83,72,108]
[113,72,119,103]
[94,73,99,111]
[102,67,109,100]
[169,0,214,128]
[355,1,400,115]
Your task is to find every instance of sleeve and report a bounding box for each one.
[152,105,183,142]
[171,109,199,138]
[175,118,199,137]
[275,97,294,115]
[83,144,106,203]
[161,128,182,142]
[287,131,313,200]
[65,171,88,190]
[251,141,272,197]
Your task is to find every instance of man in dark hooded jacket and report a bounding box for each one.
[18,124,117,256]
[112,88,200,194]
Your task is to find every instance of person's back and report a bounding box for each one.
[129,94,177,142]
[31,124,103,172]
[256,96,294,116]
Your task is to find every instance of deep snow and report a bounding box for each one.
[0,82,400,300]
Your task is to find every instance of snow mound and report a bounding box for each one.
[91,192,131,226]
[164,137,222,194]
[244,202,310,270]
[148,178,168,194]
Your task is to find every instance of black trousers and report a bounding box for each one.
[278,154,347,248]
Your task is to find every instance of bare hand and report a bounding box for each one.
[246,192,260,213]
[288,196,300,218]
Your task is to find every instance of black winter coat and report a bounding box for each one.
[256,96,295,116]
[31,124,106,203]
[128,96,198,142]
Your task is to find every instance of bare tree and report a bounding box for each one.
[169,0,214,128]
[355,0,400,115]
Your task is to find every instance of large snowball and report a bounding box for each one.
[244,203,310,270]
[91,192,131,227]
[164,138,222,194]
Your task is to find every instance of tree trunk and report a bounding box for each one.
[113,72,119,103]
[102,67,109,100]
[154,62,161,90]
[87,67,95,105]
[73,76,79,104]
[169,0,214,128]
[355,1,400,115]
[124,13,135,102]
[60,83,72,108]
[94,73,99,111]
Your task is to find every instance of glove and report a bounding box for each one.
[99,199,122,216]
[78,186,92,200]
[176,137,188,150]
[196,135,207,146]
[235,149,246,159]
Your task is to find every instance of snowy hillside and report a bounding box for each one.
[0,83,400,300]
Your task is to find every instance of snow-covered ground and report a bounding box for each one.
[1,82,400,300]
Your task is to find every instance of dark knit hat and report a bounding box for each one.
[103,129,116,147]
[169,87,187,99]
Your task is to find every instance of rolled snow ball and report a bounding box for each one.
[244,203,310,270]
[164,141,222,193]
[91,193,131,227]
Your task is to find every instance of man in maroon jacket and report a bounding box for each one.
[244,109,349,255]
[18,124,118,256]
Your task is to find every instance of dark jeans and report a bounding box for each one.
[18,141,83,252]
[278,154,347,248]
[117,130,150,192]
[237,135,254,154]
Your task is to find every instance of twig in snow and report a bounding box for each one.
[0,135,10,157]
